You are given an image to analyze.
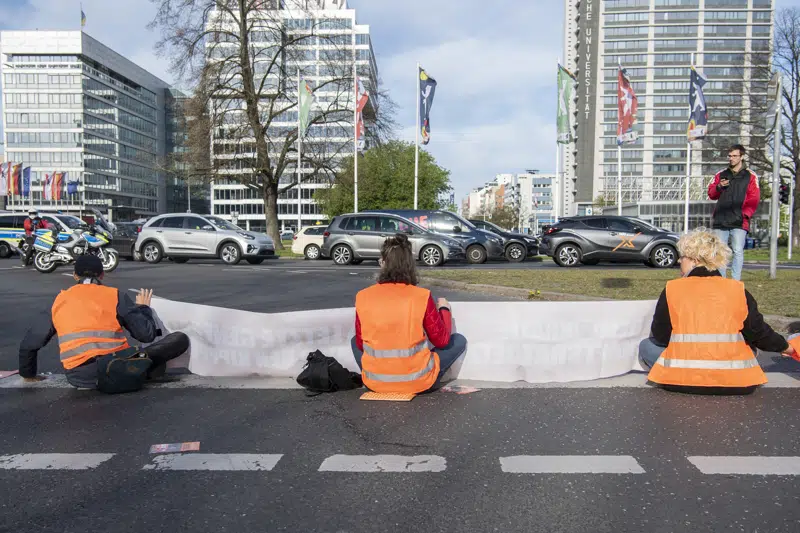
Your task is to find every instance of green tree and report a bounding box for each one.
[488,206,519,230]
[315,141,452,216]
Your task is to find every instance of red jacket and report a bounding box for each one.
[23,217,49,237]
[707,167,760,231]
[355,295,452,352]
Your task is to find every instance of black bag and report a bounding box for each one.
[296,350,363,394]
[96,347,152,394]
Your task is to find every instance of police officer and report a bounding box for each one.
[22,209,50,266]
[19,255,189,392]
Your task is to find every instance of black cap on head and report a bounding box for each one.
[74,255,103,278]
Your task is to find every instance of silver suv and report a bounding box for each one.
[135,214,275,265]
[321,212,466,267]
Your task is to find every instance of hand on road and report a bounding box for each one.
[781,344,798,359]
[23,376,45,383]
[135,289,154,307]
[437,297,450,310]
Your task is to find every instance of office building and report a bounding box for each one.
[1,31,172,221]
[464,171,557,233]
[564,0,774,230]
[208,0,378,232]
[165,89,210,215]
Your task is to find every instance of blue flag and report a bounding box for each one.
[66,172,79,195]
[419,67,437,145]
[22,166,31,198]
[688,66,708,141]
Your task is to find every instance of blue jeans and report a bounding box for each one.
[351,334,468,390]
[714,228,747,281]
[638,337,666,370]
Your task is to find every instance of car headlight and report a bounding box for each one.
[237,232,255,240]
[524,238,537,244]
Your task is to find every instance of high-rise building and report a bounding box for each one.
[208,0,378,233]
[165,89,210,215]
[564,0,774,231]
[0,31,172,221]
[464,172,557,234]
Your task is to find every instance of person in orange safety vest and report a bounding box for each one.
[639,229,797,392]
[352,234,467,394]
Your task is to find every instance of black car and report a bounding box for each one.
[112,222,144,260]
[539,216,679,268]
[469,219,539,262]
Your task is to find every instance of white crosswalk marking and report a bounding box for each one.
[500,455,646,474]
[689,456,800,475]
[142,453,283,471]
[0,453,115,470]
[318,455,446,472]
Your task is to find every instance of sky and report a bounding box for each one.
[1,0,799,204]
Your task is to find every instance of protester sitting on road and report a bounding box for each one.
[351,233,467,394]
[18,255,190,393]
[639,229,796,391]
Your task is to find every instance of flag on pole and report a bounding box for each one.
[298,79,314,138]
[81,6,86,28]
[557,64,576,144]
[617,67,639,145]
[22,167,31,198]
[66,172,79,196]
[687,66,708,141]
[355,75,369,151]
[419,67,437,145]
[10,164,21,196]
[52,172,65,201]
[43,174,53,201]
[0,163,9,197]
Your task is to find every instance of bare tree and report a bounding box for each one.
[704,8,800,246]
[149,0,395,246]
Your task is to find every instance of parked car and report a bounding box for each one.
[280,231,295,241]
[321,212,465,267]
[0,211,89,259]
[135,214,275,265]
[292,226,327,260]
[363,209,504,264]
[539,216,679,268]
[113,222,144,261]
[469,219,539,262]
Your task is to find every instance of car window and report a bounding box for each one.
[608,218,636,232]
[42,216,60,228]
[431,214,467,233]
[583,218,607,230]
[207,216,241,231]
[345,216,378,232]
[310,227,325,235]
[0,216,14,228]
[57,215,85,230]
[185,216,210,230]
[161,217,185,229]
[148,218,164,228]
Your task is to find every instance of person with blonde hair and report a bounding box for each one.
[351,233,467,394]
[639,228,796,392]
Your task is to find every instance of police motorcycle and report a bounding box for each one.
[30,219,119,274]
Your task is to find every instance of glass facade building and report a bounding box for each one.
[0,31,171,221]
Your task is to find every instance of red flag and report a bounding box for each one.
[617,67,639,145]
[355,75,369,150]
[9,164,21,195]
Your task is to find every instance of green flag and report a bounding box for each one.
[298,79,313,138]
[557,65,575,144]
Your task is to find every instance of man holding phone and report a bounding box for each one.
[707,144,761,281]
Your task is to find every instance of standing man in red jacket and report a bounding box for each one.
[22,209,50,267]
[707,144,760,281]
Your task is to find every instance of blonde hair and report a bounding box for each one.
[677,228,731,271]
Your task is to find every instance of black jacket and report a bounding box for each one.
[18,283,159,378]
[649,268,789,353]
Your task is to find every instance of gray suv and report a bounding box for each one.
[321,212,466,267]
[135,214,275,265]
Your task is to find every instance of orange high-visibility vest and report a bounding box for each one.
[355,283,439,394]
[647,276,767,388]
[52,284,130,370]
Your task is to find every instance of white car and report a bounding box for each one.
[292,226,326,260]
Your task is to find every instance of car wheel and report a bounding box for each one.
[466,245,487,264]
[505,243,526,263]
[331,244,353,265]
[219,242,242,265]
[142,242,163,264]
[304,244,321,260]
[246,258,265,265]
[173,258,189,264]
[0,241,11,259]
[554,244,582,267]
[420,245,444,267]
[651,244,677,268]
[581,259,599,266]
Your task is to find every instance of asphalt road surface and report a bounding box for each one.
[2,258,800,533]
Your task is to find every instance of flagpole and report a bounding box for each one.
[353,57,359,213]
[684,53,695,233]
[617,60,622,216]
[297,67,302,232]
[555,58,561,225]
[414,62,420,210]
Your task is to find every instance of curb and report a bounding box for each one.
[420,277,799,332]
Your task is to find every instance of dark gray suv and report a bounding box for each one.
[539,216,679,268]
[321,212,466,267]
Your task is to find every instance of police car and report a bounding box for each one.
[0,211,87,258]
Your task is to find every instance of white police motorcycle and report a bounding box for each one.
[31,224,119,274]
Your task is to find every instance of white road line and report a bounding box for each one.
[689,456,800,475]
[0,453,115,470]
[318,455,446,472]
[142,453,283,471]
[61,273,73,277]
[500,455,646,474]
